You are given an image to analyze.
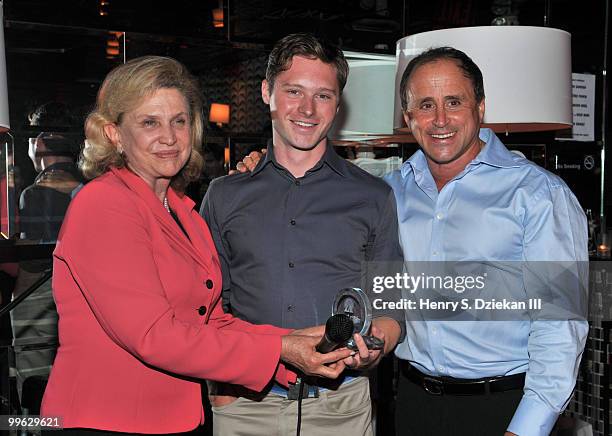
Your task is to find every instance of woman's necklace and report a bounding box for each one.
[163,196,170,213]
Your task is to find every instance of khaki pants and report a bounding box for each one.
[212,377,373,436]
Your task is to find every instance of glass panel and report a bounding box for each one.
[0,344,20,417]
[1,132,16,238]
[0,272,58,424]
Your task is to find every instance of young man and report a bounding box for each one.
[200,33,403,436]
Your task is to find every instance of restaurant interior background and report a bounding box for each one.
[0,0,611,435]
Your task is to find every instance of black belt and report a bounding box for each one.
[400,361,525,396]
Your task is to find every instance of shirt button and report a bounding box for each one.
[432,251,438,256]
[436,212,444,220]
[295,180,301,186]
[289,262,295,268]
[432,327,437,334]
[197,306,207,316]
[290,219,296,225]
[287,305,295,312]
[437,366,445,373]
[205,279,214,289]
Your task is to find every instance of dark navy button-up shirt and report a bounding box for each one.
[200,144,403,331]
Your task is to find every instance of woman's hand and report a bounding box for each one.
[280,334,352,379]
[291,324,325,337]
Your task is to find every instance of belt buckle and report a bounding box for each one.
[287,380,319,400]
[422,376,444,395]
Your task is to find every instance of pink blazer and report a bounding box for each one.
[41,167,292,433]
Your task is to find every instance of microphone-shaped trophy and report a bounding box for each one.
[332,288,384,351]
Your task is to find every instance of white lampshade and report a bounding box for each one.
[329,51,396,142]
[394,26,573,134]
[0,2,9,132]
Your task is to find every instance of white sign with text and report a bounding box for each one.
[557,73,596,142]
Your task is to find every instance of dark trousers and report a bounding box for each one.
[395,371,523,436]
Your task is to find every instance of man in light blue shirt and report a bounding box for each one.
[384,47,588,436]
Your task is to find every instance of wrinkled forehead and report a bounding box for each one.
[406,59,475,100]
[116,86,190,123]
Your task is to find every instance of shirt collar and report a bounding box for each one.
[472,128,522,169]
[251,142,347,177]
[400,128,522,179]
[400,147,428,179]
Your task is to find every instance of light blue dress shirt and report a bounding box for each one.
[384,129,589,436]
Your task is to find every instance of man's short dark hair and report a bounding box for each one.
[399,46,485,111]
[265,33,349,95]
[29,102,80,155]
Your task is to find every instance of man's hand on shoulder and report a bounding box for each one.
[229,149,266,175]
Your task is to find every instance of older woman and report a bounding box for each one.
[41,56,349,435]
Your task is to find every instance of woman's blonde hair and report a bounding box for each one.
[80,56,204,192]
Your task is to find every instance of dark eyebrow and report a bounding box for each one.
[414,96,435,106]
[412,94,468,106]
[280,82,303,88]
[279,82,338,96]
[444,94,467,101]
[316,87,338,95]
